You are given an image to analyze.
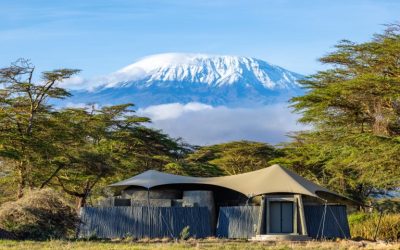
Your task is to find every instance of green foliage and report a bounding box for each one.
[0,59,80,199]
[348,212,368,225]
[179,226,190,240]
[46,104,151,208]
[186,141,282,175]
[0,188,78,240]
[372,198,400,213]
[163,162,224,177]
[277,24,400,202]
[0,59,190,210]
[0,161,16,204]
[162,140,281,178]
[349,212,400,241]
[274,131,400,201]
[39,104,187,209]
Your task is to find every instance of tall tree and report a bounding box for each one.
[0,59,79,198]
[0,59,198,208]
[278,24,400,202]
[40,104,189,210]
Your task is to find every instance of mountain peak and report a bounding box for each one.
[103,53,301,89]
[66,53,303,107]
[122,53,229,70]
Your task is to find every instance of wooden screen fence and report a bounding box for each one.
[216,206,260,238]
[79,206,212,239]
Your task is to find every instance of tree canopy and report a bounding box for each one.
[276,25,400,202]
[1,24,399,209]
[185,141,282,176]
[0,60,190,209]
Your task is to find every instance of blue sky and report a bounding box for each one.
[1,0,399,77]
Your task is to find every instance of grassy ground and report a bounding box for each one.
[0,239,399,250]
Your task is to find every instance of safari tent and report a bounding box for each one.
[79,164,351,240]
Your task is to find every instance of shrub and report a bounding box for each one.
[0,188,78,240]
[373,198,400,213]
[349,212,400,242]
[180,226,190,240]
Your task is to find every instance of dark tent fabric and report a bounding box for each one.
[304,205,350,239]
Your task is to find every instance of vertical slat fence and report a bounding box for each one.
[79,206,211,239]
[216,206,260,238]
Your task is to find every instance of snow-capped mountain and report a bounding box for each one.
[67,53,303,107]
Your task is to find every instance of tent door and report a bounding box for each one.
[269,201,294,233]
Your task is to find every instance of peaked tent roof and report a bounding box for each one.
[110,164,340,199]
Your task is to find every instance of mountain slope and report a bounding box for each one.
[67,53,304,107]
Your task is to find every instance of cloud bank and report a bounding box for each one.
[138,102,307,145]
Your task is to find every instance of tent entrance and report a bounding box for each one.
[269,201,294,233]
[263,195,308,236]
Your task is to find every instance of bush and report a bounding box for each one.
[349,212,400,242]
[0,188,78,240]
[179,226,190,240]
[373,198,400,213]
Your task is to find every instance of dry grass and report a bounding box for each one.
[349,212,400,241]
[0,239,399,250]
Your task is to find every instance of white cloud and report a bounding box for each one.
[58,76,87,89]
[103,66,147,88]
[137,102,308,145]
[64,102,101,109]
[58,66,148,91]
[139,102,213,120]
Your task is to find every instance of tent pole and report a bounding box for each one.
[316,198,328,239]
[147,188,150,207]
[257,195,266,235]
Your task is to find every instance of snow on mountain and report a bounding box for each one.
[65,53,304,107]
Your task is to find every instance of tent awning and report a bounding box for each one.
[110,164,344,200]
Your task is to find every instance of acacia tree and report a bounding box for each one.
[0,59,79,198]
[185,141,282,175]
[278,25,400,202]
[0,59,196,209]
[39,104,189,210]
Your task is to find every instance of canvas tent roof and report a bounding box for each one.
[110,164,340,199]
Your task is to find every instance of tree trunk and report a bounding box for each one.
[74,180,92,212]
[75,196,86,213]
[17,162,26,199]
[372,101,389,136]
